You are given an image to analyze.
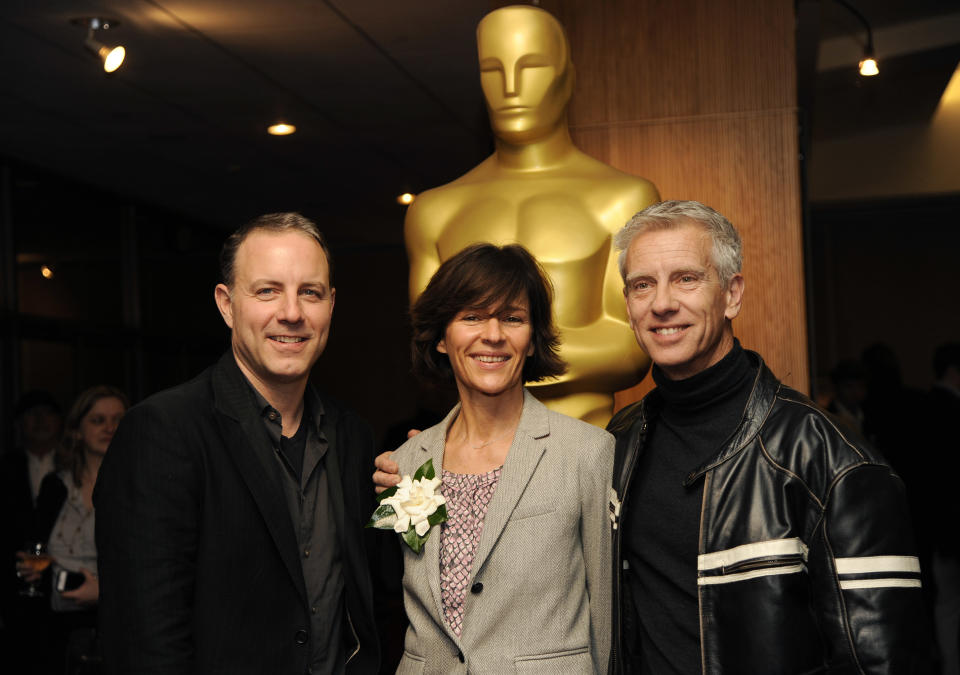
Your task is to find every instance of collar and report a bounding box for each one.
[212,351,325,431]
[680,349,781,486]
[611,348,781,487]
[248,380,326,436]
[652,339,752,423]
[416,388,551,454]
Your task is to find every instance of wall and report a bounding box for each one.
[810,195,960,394]
[541,0,808,406]
[810,65,960,202]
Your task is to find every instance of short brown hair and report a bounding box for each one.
[220,212,333,287]
[411,244,566,385]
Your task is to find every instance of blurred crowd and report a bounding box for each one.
[823,341,960,674]
[1,386,128,674]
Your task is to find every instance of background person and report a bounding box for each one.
[26,385,128,671]
[1,390,63,668]
[926,342,960,675]
[825,358,867,433]
[388,243,612,673]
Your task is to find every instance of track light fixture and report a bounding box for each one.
[73,17,125,73]
[833,0,878,77]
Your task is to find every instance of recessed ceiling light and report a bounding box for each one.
[40,265,54,279]
[397,192,415,205]
[268,123,296,136]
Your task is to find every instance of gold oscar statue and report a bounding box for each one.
[404,5,660,426]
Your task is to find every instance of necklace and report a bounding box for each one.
[470,427,514,449]
[461,407,523,449]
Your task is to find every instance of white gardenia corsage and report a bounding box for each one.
[366,458,448,553]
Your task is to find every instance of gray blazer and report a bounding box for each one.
[392,390,613,674]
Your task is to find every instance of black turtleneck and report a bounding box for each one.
[623,339,757,675]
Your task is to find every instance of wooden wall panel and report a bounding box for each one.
[538,0,808,406]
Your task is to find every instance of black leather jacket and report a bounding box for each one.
[607,351,929,674]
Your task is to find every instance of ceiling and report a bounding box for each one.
[1,0,493,243]
[811,0,960,141]
[1,0,958,243]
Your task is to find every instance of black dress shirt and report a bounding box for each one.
[250,385,346,675]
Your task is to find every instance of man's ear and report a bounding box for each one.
[214,284,234,329]
[724,274,745,320]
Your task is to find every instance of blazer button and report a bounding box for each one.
[294,629,308,646]
[457,650,465,663]
[470,582,483,594]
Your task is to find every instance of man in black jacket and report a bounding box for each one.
[607,200,930,673]
[95,213,379,674]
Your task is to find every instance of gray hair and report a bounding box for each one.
[220,212,333,287]
[614,200,743,288]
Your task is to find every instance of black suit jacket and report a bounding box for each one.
[94,353,380,674]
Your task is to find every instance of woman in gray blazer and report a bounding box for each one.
[386,243,613,674]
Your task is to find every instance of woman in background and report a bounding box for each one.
[389,244,613,674]
[33,385,128,669]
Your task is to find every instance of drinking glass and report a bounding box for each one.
[17,541,52,598]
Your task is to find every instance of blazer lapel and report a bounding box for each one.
[212,355,308,603]
[413,405,459,644]
[320,402,348,565]
[470,390,550,579]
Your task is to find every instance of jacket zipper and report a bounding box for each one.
[719,554,805,576]
[612,419,646,674]
[697,472,710,675]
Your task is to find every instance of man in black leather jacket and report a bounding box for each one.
[607,200,930,674]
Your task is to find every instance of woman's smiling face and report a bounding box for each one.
[437,296,535,399]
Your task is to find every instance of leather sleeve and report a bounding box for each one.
[94,401,202,675]
[816,463,932,673]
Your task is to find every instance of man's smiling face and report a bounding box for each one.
[623,222,743,380]
[215,229,335,392]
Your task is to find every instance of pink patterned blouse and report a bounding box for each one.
[438,466,503,637]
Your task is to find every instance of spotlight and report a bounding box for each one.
[397,193,415,205]
[40,265,54,280]
[73,17,125,73]
[267,123,296,136]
